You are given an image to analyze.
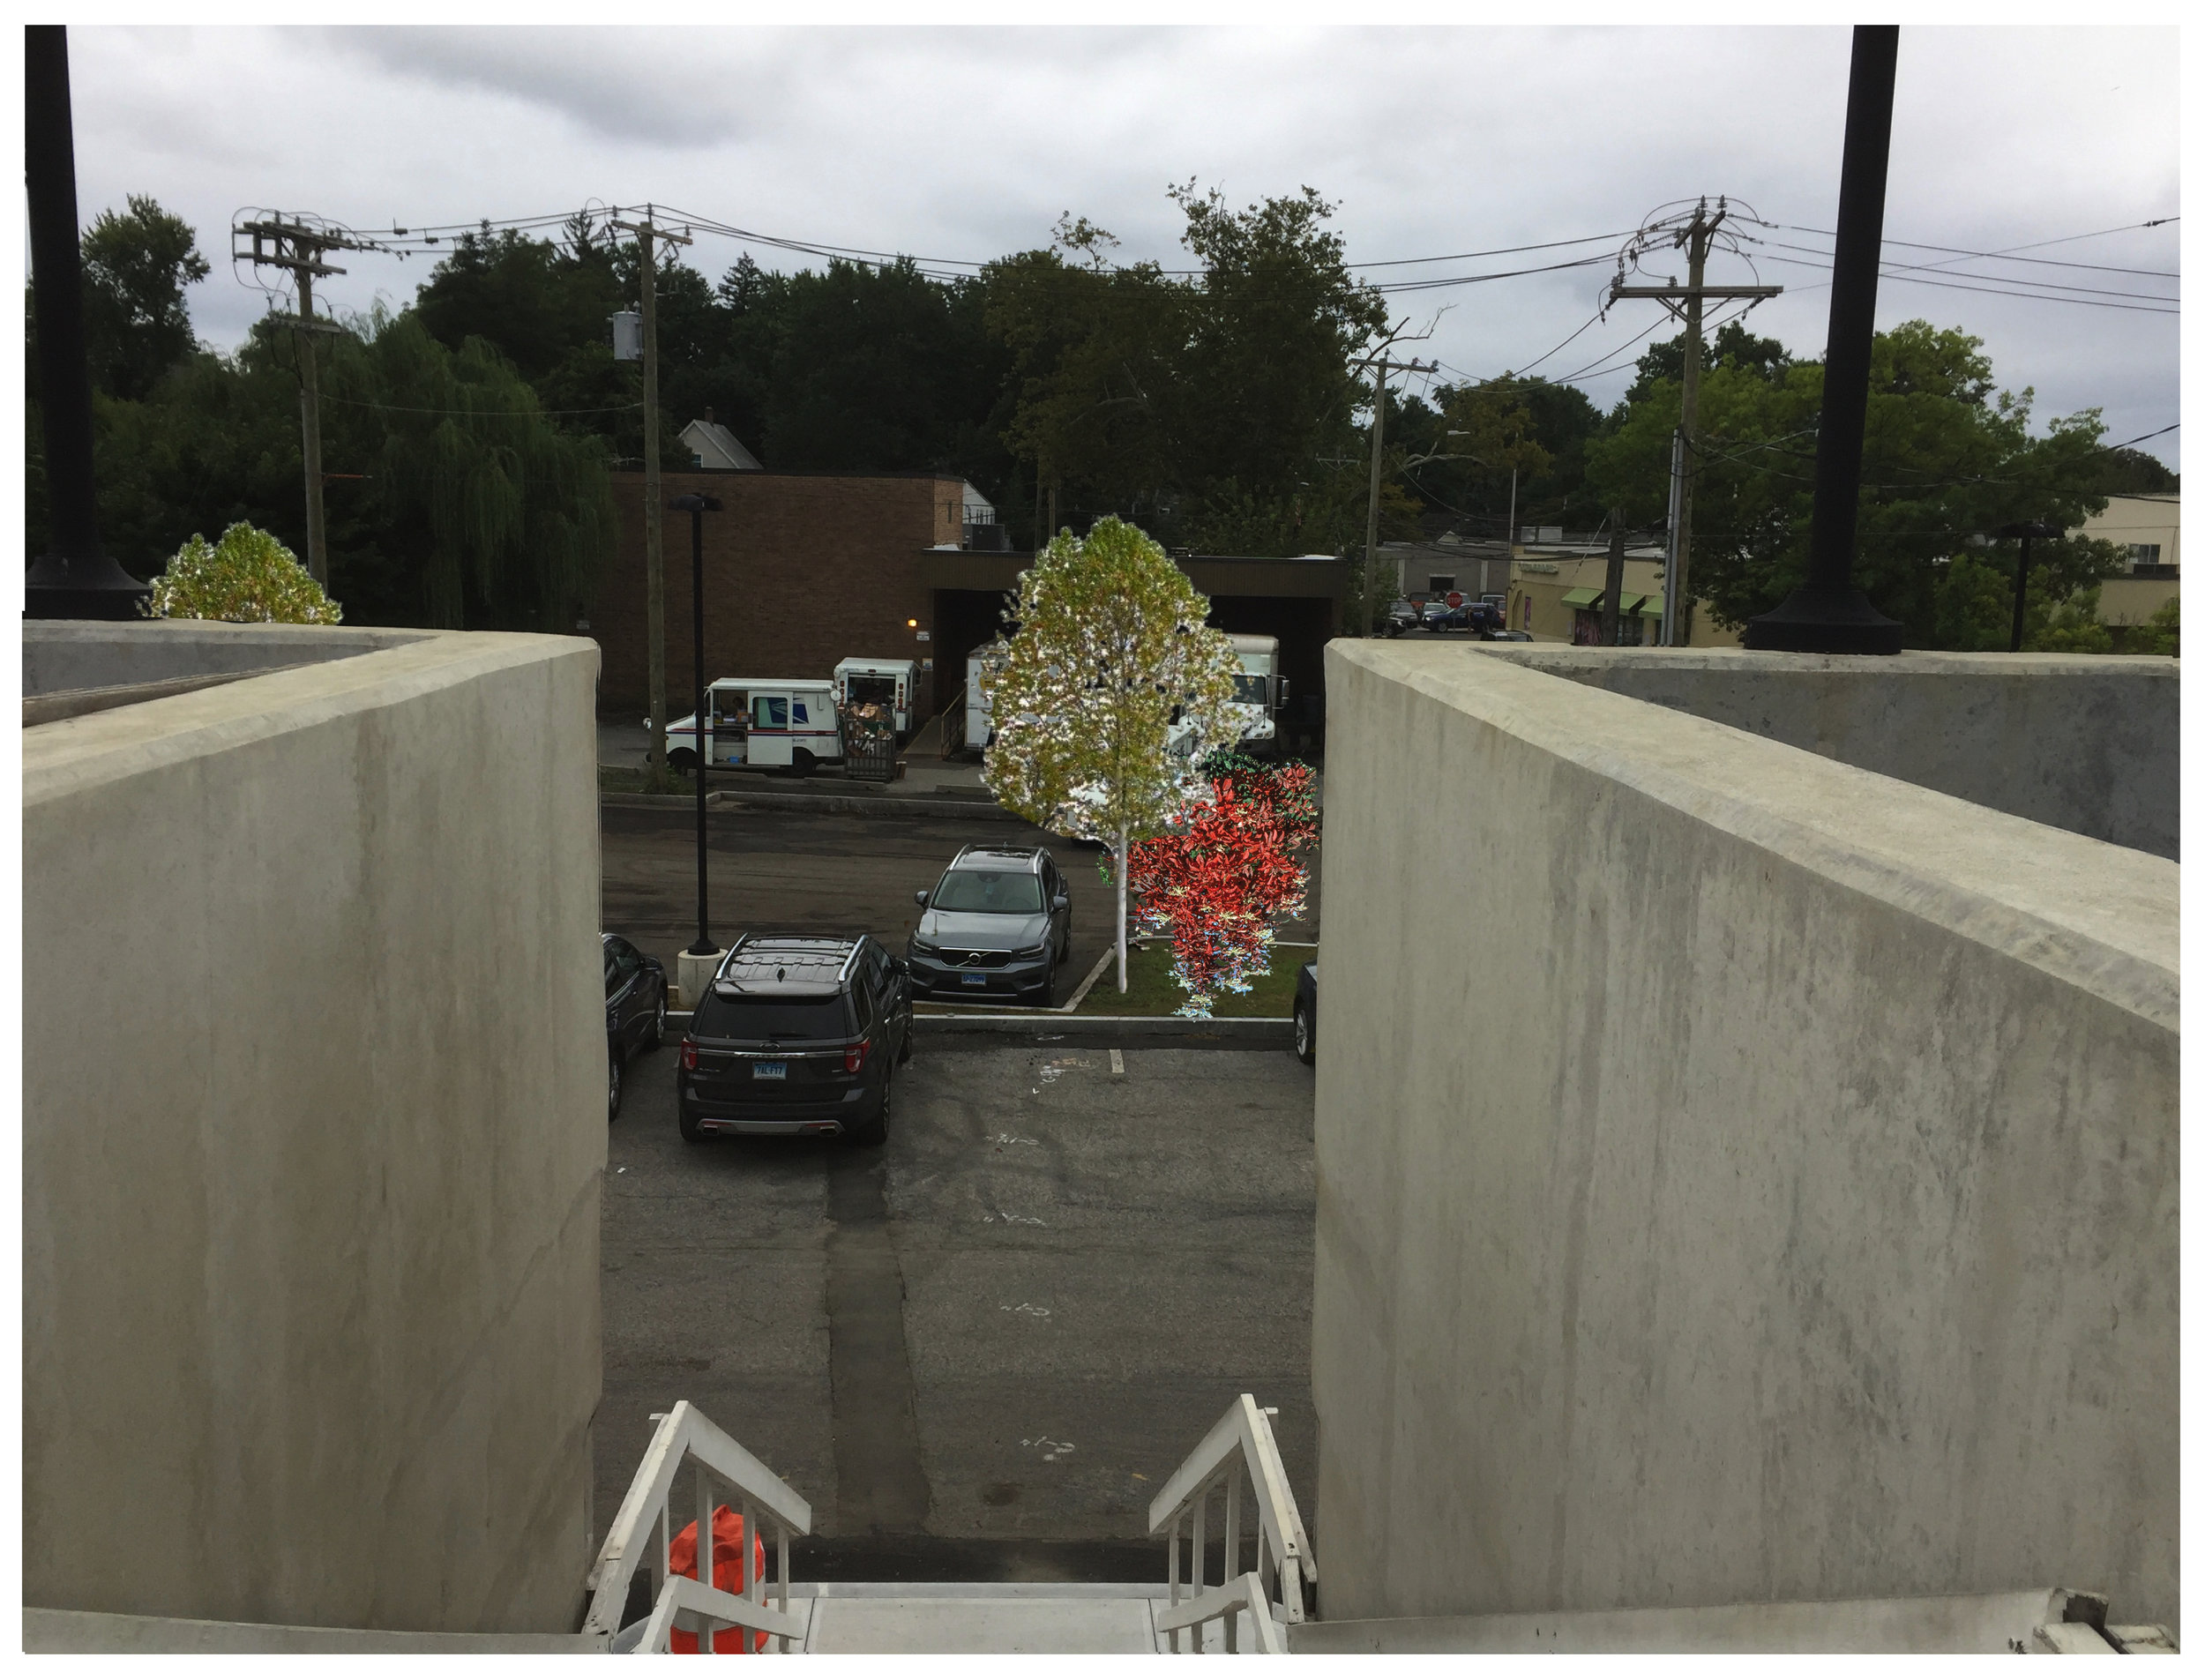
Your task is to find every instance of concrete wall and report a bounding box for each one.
[23,618,435,696]
[1481,646,2179,859]
[1311,642,2178,1633]
[23,623,606,1633]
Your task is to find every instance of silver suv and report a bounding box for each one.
[908,845,1073,1006]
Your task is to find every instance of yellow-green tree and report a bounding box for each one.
[983,517,1240,991]
[142,522,340,623]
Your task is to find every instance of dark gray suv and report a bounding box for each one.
[908,845,1072,1006]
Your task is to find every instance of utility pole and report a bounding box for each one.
[1351,351,1437,635]
[1745,26,1906,654]
[1610,201,1782,646]
[610,207,692,773]
[1999,520,2060,653]
[1599,511,1627,646]
[234,215,368,586]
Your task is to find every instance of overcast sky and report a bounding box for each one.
[66,24,2181,469]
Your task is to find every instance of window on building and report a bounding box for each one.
[1428,574,1455,593]
[2129,543,2164,569]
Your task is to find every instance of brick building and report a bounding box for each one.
[589,469,961,717]
[588,467,1352,732]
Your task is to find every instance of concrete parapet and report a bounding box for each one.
[1476,644,2179,858]
[22,626,606,1633]
[1311,641,2178,1632]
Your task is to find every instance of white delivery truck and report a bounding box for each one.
[1165,632,1289,759]
[832,657,921,741]
[664,678,844,773]
[965,641,1012,752]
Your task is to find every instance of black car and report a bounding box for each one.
[677,934,913,1146]
[604,932,669,1121]
[907,845,1073,1006]
[1293,961,1317,1065]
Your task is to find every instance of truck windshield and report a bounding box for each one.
[846,676,897,705]
[1232,674,1268,705]
[931,869,1043,914]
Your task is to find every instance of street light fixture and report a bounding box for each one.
[669,493,722,959]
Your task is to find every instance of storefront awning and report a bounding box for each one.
[1560,587,1601,609]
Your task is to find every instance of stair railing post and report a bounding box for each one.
[777,1523,792,1653]
[1168,1512,1182,1653]
[696,1461,714,1651]
[1224,1468,1243,1653]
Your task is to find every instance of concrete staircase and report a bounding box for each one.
[23,1399,2176,1654]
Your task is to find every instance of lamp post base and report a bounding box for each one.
[1743,582,1903,655]
[25,552,151,621]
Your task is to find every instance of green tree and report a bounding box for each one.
[2125,594,2179,656]
[144,521,339,623]
[1584,319,2125,647]
[982,517,1240,990]
[80,195,210,401]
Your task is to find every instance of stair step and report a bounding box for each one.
[800,1584,1168,1654]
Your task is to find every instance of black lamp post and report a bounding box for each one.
[25,25,149,620]
[669,493,722,957]
[1999,520,2062,653]
[1743,25,1904,655]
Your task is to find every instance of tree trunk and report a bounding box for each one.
[1116,821,1129,993]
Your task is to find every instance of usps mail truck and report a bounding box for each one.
[666,679,843,773]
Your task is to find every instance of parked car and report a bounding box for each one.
[604,932,669,1122]
[1420,600,1453,631]
[1383,600,1419,637]
[677,934,913,1146]
[908,845,1073,1006]
[1293,961,1317,1065]
[1489,629,1534,642]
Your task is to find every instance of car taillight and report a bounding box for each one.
[681,1038,698,1071]
[843,1040,871,1074]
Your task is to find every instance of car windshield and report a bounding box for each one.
[1232,674,1268,705]
[931,868,1043,914]
[691,993,854,1041]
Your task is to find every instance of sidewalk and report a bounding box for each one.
[599,721,996,803]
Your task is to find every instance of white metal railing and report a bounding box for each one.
[1148,1394,1317,1652]
[581,1400,813,1654]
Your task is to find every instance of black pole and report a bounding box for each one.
[1999,520,2059,653]
[25,25,148,619]
[673,495,722,957]
[1744,26,1903,656]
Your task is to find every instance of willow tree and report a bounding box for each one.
[982,517,1239,992]
[319,310,617,629]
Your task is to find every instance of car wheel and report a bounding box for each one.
[647,988,667,1050]
[608,1044,624,1120]
[678,1101,703,1145]
[669,748,698,772]
[1030,955,1057,1008]
[897,1019,914,1065]
[1293,1003,1315,1066]
[849,1068,891,1146]
[792,748,816,778]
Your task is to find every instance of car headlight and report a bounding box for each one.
[910,937,939,957]
[1013,943,1048,961]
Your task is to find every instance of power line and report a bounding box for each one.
[1749,251,2178,314]
[1789,215,2179,276]
[1749,239,2177,305]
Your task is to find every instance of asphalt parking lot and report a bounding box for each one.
[595,1029,1317,1581]
[601,803,1319,1008]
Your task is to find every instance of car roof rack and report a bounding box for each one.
[710,933,861,998]
[953,844,1042,868]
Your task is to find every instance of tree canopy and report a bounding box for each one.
[1584,318,2129,648]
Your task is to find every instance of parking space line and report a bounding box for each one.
[1110,1049,1125,1076]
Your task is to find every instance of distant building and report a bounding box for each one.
[1506,535,1743,649]
[678,411,763,472]
[2080,493,2179,644]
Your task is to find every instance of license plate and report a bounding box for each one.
[752,1062,787,1079]
[961,973,989,987]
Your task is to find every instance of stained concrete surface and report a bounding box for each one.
[597,1039,1316,1580]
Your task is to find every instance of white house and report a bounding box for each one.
[678,412,762,472]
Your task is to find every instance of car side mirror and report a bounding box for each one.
[914,889,930,907]
[890,955,908,975]
[1052,893,1069,912]
[1277,678,1290,708]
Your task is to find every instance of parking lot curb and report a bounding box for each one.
[917,1013,1295,1038]
[602,788,1021,821]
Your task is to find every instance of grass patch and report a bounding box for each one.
[1073,939,1308,1019]
[599,765,694,795]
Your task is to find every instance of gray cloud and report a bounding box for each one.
[62,24,2179,467]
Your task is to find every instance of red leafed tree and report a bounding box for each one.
[1125,754,1319,1017]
